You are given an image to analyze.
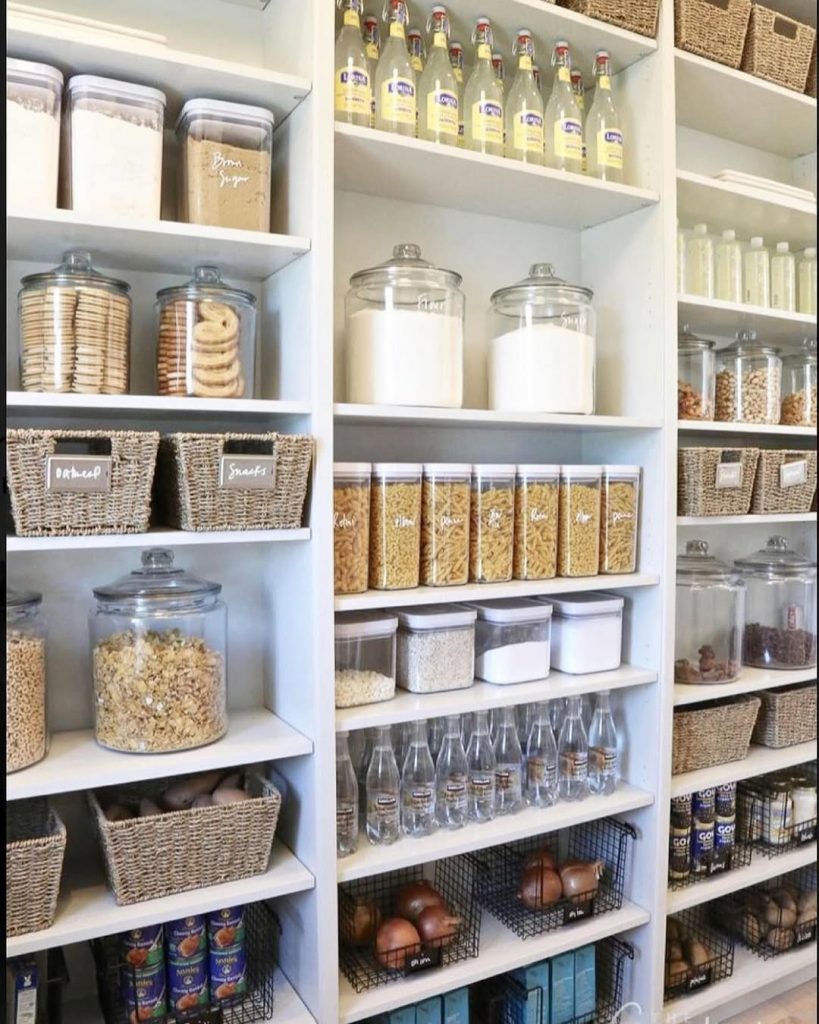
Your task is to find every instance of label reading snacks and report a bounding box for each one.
[219,455,276,491]
[780,459,808,488]
[715,463,743,489]
[46,455,112,492]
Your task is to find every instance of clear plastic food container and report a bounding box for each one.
[540,592,624,675]
[90,549,227,753]
[18,250,131,395]
[715,333,783,425]
[678,328,716,421]
[781,339,817,427]
[513,465,559,581]
[335,611,398,708]
[7,58,63,212]
[155,265,256,399]
[420,463,471,587]
[6,586,48,773]
[334,463,372,595]
[600,466,641,575]
[65,75,165,221]
[558,466,603,578]
[470,465,516,583]
[467,598,552,684]
[177,99,275,232]
[369,463,423,590]
[396,604,476,693]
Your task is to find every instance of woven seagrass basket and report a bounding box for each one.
[808,40,817,96]
[672,695,761,774]
[675,0,752,68]
[752,683,818,748]
[678,447,760,516]
[750,449,817,514]
[741,4,816,92]
[558,0,660,38]
[7,800,67,936]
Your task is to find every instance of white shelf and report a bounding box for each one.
[338,783,653,883]
[667,842,817,914]
[675,49,818,159]
[670,741,818,797]
[6,840,315,957]
[677,294,816,346]
[677,513,817,526]
[7,708,312,801]
[338,901,650,1023]
[7,211,310,281]
[677,170,817,250]
[7,528,311,552]
[674,666,818,707]
[335,125,659,231]
[335,573,660,612]
[335,404,663,432]
[678,419,817,438]
[7,391,312,420]
[269,970,317,1024]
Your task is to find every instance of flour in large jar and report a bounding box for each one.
[489,322,594,414]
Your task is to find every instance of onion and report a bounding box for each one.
[104,803,135,823]
[764,902,796,929]
[559,860,605,903]
[739,911,765,946]
[139,798,164,817]
[522,848,556,872]
[375,918,422,971]
[340,900,381,947]
[395,881,446,924]
[518,865,562,910]
[417,904,461,949]
[766,926,795,953]
[666,941,684,962]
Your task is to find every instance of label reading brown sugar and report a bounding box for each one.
[46,455,111,492]
[219,455,276,491]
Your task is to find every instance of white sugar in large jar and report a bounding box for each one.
[488,263,596,415]
[345,244,464,408]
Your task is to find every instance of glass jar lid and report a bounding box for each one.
[721,330,779,358]
[783,338,817,367]
[92,549,222,609]
[19,250,131,297]
[491,263,593,309]
[7,586,42,610]
[349,243,462,291]
[678,325,715,352]
[734,536,817,579]
[677,540,741,582]
[156,265,256,309]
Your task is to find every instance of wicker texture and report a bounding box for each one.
[741,4,816,92]
[750,449,817,514]
[678,447,760,516]
[752,683,818,748]
[672,695,761,774]
[675,0,752,68]
[557,0,660,38]
[90,774,282,905]
[7,800,67,936]
[155,432,313,532]
[6,429,159,537]
[808,40,817,96]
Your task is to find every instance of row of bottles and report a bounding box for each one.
[334,0,625,181]
[336,693,621,854]
[678,221,817,315]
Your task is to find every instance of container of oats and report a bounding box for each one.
[177,99,275,233]
[396,604,476,693]
[514,465,559,581]
[334,463,372,595]
[90,549,227,754]
[558,466,603,578]
[421,464,472,587]
[470,465,516,584]
[369,464,423,590]
[6,586,48,773]
[600,466,641,575]
[335,611,398,708]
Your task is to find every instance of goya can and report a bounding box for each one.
[670,793,693,830]
[120,924,164,969]
[209,943,248,1006]
[668,826,691,882]
[691,820,715,875]
[120,960,167,1024]
[165,915,206,959]
[692,788,716,825]
[715,782,737,819]
[167,951,209,1020]
[714,816,736,858]
[207,906,245,951]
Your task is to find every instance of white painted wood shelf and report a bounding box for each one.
[7,391,312,419]
[670,741,818,797]
[678,419,817,439]
[335,404,663,431]
[267,970,317,1024]
[7,528,311,552]
[677,512,817,526]
[678,294,817,346]
[674,666,818,707]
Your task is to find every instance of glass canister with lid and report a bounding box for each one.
[155,265,256,399]
[90,549,228,753]
[781,338,817,426]
[6,586,48,773]
[677,327,716,421]
[7,58,63,212]
[344,243,465,408]
[735,537,817,670]
[488,263,596,415]
[675,540,745,685]
[18,250,131,394]
[715,332,783,425]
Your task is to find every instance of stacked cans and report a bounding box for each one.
[166,915,209,1018]
[208,906,248,1005]
[120,924,167,1022]
[668,783,736,883]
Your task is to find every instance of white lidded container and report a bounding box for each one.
[7,58,63,212]
[467,598,552,684]
[64,75,166,221]
[334,611,398,708]
[396,604,476,693]
[540,592,624,674]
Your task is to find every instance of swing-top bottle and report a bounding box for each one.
[587,49,624,183]
[464,16,504,158]
[544,40,583,172]
[335,0,372,128]
[505,29,544,165]
[375,0,416,136]
[418,5,459,146]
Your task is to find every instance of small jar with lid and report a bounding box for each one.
[345,244,465,408]
[735,537,817,670]
[470,465,516,583]
[513,465,559,581]
[334,463,371,595]
[396,605,476,693]
[369,464,423,590]
[335,611,398,708]
[90,549,228,754]
[177,99,275,232]
[420,464,471,587]
[600,466,641,575]
[715,333,783,424]
[675,540,745,685]
[155,266,256,399]
[678,327,716,421]
[6,587,48,773]
[7,58,63,212]
[790,776,817,843]
[488,264,596,415]
[558,466,602,578]
[781,338,817,426]
[762,779,793,847]
[18,251,131,394]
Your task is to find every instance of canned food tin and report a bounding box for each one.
[207,906,245,950]
[209,944,248,1006]
[693,788,716,824]
[668,827,691,881]
[165,915,206,959]
[691,820,715,874]
[715,782,737,819]
[167,951,209,1020]
[670,793,693,830]
[120,961,167,1023]
[121,924,164,969]
[714,816,736,853]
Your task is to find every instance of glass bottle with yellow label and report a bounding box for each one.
[571,69,587,174]
[587,50,623,183]
[505,29,544,166]
[418,6,459,147]
[449,41,466,146]
[408,27,426,74]
[375,0,416,137]
[464,16,504,158]
[544,41,584,173]
[335,0,372,128]
[363,13,381,129]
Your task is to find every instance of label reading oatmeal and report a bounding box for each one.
[46,455,111,493]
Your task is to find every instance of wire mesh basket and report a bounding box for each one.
[664,906,735,1002]
[469,818,636,940]
[338,856,481,993]
[668,829,752,891]
[737,764,818,857]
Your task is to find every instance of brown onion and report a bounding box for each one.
[416,904,461,949]
[518,865,562,910]
[522,848,557,872]
[559,860,605,903]
[395,881,446,923]
[375,918,422,971]
[766,926,796,953]
[341,900,381,947]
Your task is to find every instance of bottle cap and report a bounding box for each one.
[776,241,790,253]
[806,247,817,257]
[694,223,708,235]
[750,236,764,247]
[722,229,736,241]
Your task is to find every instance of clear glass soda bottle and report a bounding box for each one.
[428,716,445,761]
[460,712,474,749]
[335,0,372,128]
[363,13,381,129]
[467,709,496,822]
[493,706,523,815]
[392,721,410,771]
[505,29,544,165]
[589,690,619,796]
[550,697,566,737]
[525,701,559,808]
[366,725,401,844]
[375,0,416,137]
[435,714,469,829]
[336,731,359,857]
[418,6,459,147]
[401,719,437,836]
[533,64,542,95]
[350,727,372,817]
[558,695,589,801]
[571,69,587,173]
[464,17,504,158]
[587,49,623,183]
[544,40,584,172]
[449,41,466,146]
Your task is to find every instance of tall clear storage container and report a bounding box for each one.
[421,463,471,586]
[677,328,716,421]
[558,466,602,578]
[735,538,817,670]
[369,464,423,590]
[335,611,398,708]
[7,58,62,212]
[780,339,817,427]
[715,335,782,425]
[599,466,641,575]
[675,541,745,685]
[470,465,515,583]
[7,587,48,773]
[334,463,372,595]
[513,465,559,581]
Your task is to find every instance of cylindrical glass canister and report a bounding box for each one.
[6,587,48,773]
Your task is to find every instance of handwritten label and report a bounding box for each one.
[219,455,276,491]
[406,948,441,974]
[685,969,711,992]
[334,511,357,529]
[563,899,593,925]
[211,152,251,190]
[780,459,808,489]
[46,455,111,493]
[715,463,743,490]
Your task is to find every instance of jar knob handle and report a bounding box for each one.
[62,250,93,273]
[193,265,223,285]
[766,536,788,551]
[529,263,556,279]
[685,539,709,555]
[393,243,421,260]
[141,548,175,571]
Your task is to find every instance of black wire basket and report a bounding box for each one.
[468,818,636,940]
[91,902,279,1024]
[338,855,481,993]
[737,763,818,858]
[668,829,753,890]
[664,905,735,1003]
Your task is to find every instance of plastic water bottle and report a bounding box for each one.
[435,715,468,829]
[366,726,401,844]
[467,710,496,822]
[401,719,436,836]
[525,701,558,808]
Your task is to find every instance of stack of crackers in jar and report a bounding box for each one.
[157,300,246,398]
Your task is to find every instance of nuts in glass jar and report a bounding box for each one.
[6,630,46,772]
[715,367,782,424]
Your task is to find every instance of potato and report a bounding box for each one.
[770,887,797,912]
[764,902,797,929]
[212,788,250,806]
[666,918,682,943]
[666,960,689,986]
[766,927,796,953]
[217,772,243,791]
[163,770,223,810]
[666,940,684,962]
[192,794,214,809]
[798,890,817,915]
[739,910,765,946]
[685,938,712,968]
[139,798,164,817]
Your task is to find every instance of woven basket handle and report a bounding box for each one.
[222,437,277,456]
[772,14,799,39]
[703,0,731,11]
[53,437,113,456]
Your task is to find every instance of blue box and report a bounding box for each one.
[550,952,575,1024]
[416,998,443,1024]
[512,960,550,1024]
[573,945,597,1018]
[388,1008,416,1024]
[6,957,39,1024]
[443,988,470,1024]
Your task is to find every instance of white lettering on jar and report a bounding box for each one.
[393,515,416,528]
[212,152,251,189]
[334,511,357,529]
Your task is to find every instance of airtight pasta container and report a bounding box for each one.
[467,599,552,684]
[396,605,476,693]
[539,592,624,675]
[335,611,398,708]
[558,466,603,578]
[334,463,372,595]
[369,464,423,590]
[514,465,559,581]
[420,464,471,587]
[600,466,641,574]
[6,587,48,773]
[470,465,516,583]
[7,58,63,212]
